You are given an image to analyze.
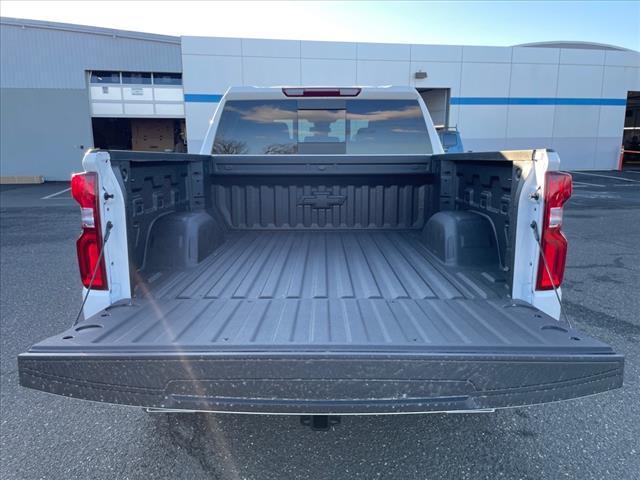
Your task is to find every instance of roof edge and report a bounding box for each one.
[0,16,180,45]
[515,41,634,52]
[2,17,636,54]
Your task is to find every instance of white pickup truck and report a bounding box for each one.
[19,86,623,417]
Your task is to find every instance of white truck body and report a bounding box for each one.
[19,86,622,415]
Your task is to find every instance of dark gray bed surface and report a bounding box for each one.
[34,231,610,354]
[151,230,507,301]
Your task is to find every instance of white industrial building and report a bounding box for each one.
[1,17,639,181]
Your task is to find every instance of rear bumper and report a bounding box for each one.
[18,352,624,414]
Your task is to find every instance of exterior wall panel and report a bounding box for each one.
[0,88,93,179]
[556,65,604,98]
[301,59,357,85]
[553,105,601,138]
[462,46,512,63]
[410,61,462,96]
[602,66,640,97]
[181,36,242,56]
[598,106,627,137]
[182,55,243,93]
[511,46,560,64]
[559,48,605,66]
[458,105,508,141]
[0,20,180,89]
[356,60,410,85]
[242,38,300,58]
[595,138,624,170]
[509,63,559,97]
[2,17,639,178]
[605,50,640,67]
[552,137,597,170]
[301,41,357,59]
[357,42,411,61]
[181,36,638,170]
[242,57,301,85]
[411,44,463,62]
[460,63,511,96]
[0,18,182,180]
[506,105,555,138]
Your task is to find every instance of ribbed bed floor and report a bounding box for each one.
[149,231,507,301]
[34,230,606,354]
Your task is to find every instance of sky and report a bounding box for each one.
[1,1,639,50]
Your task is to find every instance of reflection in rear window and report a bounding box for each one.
[213,99,431,155]
[213,101,297,154]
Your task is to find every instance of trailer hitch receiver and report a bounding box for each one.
[300,415,341,431]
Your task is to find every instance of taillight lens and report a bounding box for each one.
[536,171,572,290]
[71,172,108,290]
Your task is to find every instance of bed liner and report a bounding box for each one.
[28,231,610,354]
[19,230,623,413]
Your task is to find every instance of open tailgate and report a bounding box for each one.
[19,298,623,414]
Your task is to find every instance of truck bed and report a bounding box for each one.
[31,231,607,354]
[19,147,623,414]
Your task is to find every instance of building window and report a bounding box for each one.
[90,71,121,84]
[153,72,182,86]
[90,71,184,85]
[122,72,152,84]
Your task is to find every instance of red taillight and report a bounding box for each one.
[71,172,108,290]
[536,171,572,290]
[282,87,361,97]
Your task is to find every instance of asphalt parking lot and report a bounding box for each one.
[1,170,639,480]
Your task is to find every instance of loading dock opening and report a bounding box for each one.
[417,88,451,129]
[92,118,186,152]
[622,91,640,167]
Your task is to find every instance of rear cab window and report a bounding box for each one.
[212,99,432,155]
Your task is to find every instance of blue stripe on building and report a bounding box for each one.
[450,97,626,106]
[184,94,223,103]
